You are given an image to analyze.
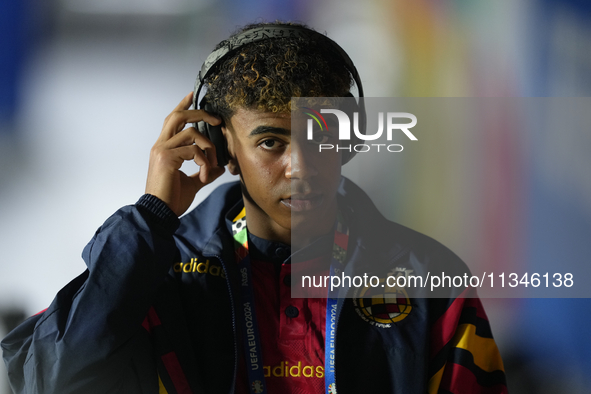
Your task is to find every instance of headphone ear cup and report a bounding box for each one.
[196,102,230,167]
[207,121,230,167]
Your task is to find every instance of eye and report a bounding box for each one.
[310,132,331,145]
[259,138,283,151]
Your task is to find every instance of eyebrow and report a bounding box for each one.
[248,126,291,137]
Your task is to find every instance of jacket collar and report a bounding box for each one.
[176,176,406,268]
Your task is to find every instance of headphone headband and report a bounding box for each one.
[193,24,364,108]
[193,24,365,166]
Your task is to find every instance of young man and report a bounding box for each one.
[2,22,507,393]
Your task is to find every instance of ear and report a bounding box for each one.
[227,158,241,176]
[222,126,241,176]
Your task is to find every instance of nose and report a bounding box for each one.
[285,143,318,180]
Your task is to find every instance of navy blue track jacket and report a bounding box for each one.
[2,178,507,393]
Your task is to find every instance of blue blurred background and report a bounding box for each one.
[1,0,590,392]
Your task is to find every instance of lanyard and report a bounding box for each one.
[232,207,348,394]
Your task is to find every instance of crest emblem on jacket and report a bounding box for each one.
[352,267,413,328]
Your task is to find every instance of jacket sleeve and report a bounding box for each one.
[1,194,180,394]
[427,289,508,394]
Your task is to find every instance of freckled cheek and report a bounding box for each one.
[253,163,279,184]
[247,169,277,200]
[241,153,287,196]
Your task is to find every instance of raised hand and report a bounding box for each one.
[145,93,226,217]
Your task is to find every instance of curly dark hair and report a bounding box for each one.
[203,22,353,121]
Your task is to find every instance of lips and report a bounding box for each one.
[281,193,323,211]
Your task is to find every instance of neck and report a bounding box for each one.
[242,197,337,249]
[243,199,292,245]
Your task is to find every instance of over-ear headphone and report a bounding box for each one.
[193,24,365,167]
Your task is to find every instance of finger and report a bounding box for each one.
[162,126,217,153]
[160,110,222,141]
[170,144,212,169]
[162,92,193,127]
[162,91,219,129]
[203,142,219,168]
[188,165,226,190]
[174,92,194,112]
[168,144,218,185]
[172,127,219,167]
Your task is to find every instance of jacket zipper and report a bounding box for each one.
[332,243,411,392]
[334,299,342,392]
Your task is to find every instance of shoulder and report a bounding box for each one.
[340,176,462,258]
[175,181,241,252]
[340,177,470,297]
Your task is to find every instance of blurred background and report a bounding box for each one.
[1,0,590,393]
